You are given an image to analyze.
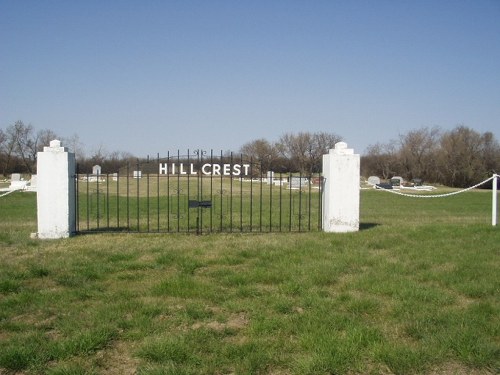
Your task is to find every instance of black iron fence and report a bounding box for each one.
[75,150,323,234]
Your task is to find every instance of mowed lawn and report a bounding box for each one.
[0,188,498,374]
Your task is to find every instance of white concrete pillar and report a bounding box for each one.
[322,142,360,232]
[36,140,76,239]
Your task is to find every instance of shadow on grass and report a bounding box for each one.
[360,223,380,231]
[75,227,131,234]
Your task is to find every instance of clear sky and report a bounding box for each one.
[1,0,499,157]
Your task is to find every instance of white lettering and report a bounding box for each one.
[233,164,241,176]
[212,164,221,175]
[158,162,251,176]
[180,164,187,175]
[159,163,168,175]
[243,164,250,175]
[202,163,211,175]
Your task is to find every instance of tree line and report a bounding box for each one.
[362,125,500,187]
[1,120,499,187]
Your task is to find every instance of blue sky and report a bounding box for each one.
[1,0,499,157]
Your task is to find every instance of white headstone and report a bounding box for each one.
[11,173,21,181]
[289,176,308,189]
[133,171,142,179]
[367,176,381,186]
[267,171,274,184]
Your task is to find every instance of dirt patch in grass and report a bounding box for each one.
[191,312,249,332]
[96,340,139,375]
[427,362,496,375]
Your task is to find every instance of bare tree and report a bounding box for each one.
[362,141,399,180]
[4,121,38,173]
[240,138,278,172]
[481,131,500,175]
[277,131,341,173]
[36,129,60,151]
[398,126,440,182]
[437,125,485,187]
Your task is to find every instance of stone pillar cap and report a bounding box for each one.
[329,142,354,155]
[44,139,68,152]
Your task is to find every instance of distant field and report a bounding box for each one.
[0,189,498,374]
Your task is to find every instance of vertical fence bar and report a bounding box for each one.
[127,163,130,231]
[210,150,213,233]
[136,160,140,232]
[298,173,302,231]
[269,169,273,232]
[157,153,160,232]
[240,153,243,232]
[259,166,263,232]
[177,150,180,232]
[117,170,120,230]
[319,174,323,230]
[166,152,170,232]
[106,173,110,229]
[86,172,90,231]
[75,165,80,233]
[147,157,150,233]
[230,152,233,232]
[289,173,292,231]
[220,150,223,232]
[307,173,312,231]
[197,149,202,234]
[279,171,282,232]
[249,158,253,232]
[95,171,99,229]
[493,174,498,226]
[187,149,191,233]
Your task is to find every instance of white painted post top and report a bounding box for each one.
[44,139,68,152]
[329,142,354,155]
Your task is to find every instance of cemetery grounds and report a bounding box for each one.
[0,187,499,374]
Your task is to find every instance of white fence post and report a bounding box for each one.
[322,142,360,232]
[36,140,76,239]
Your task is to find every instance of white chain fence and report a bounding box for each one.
[374,175,498,199]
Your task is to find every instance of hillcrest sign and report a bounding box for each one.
[159,162,251,176]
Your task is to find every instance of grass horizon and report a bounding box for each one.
[0,189,498,374]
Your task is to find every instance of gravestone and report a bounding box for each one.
[289,176,308,189]
[367,176,381,186]
[25,175,37,192]
[92,165,102,175]
[133,171,142,179]
[412,178,423,186]
[267,171,274,184]
[390,176,403,187]
[9,173,27,190]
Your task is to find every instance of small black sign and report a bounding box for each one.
[189,200,212,208]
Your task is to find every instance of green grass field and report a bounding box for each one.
[0,189,499,374]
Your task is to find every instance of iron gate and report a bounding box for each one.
[76,150,323,234]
